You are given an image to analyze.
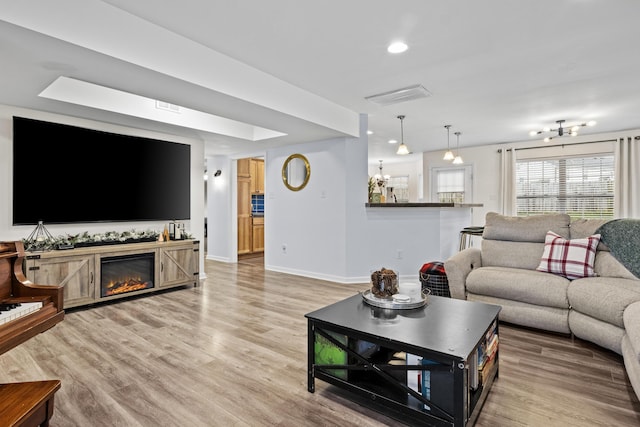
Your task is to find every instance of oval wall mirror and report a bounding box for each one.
[282,153,310,191]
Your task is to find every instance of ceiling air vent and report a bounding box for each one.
[156,100,181,113]
[365,84,432,106]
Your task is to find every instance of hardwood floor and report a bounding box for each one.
[1,258,639,426]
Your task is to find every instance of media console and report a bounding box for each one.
[24,240,199,309]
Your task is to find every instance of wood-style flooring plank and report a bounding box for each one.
[0,257,638,426]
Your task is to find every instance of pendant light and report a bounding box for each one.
[396,115,410,155]
[443,125,454,161]
[452,131,464,164]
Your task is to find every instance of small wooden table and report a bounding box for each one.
[0,380,61,427]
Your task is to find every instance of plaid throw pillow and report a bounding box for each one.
[536,231,601,280]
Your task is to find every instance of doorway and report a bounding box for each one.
[237,157,265,262]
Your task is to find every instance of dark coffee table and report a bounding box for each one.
[305,294,501,426]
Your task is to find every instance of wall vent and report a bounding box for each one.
[365,84,432,106]
[155,100,181,113]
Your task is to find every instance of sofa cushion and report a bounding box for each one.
[595,251,638,280]
[569,310,624,354]
[571,218,638,279]
[623,301,640,362]
[621,336,640,402]
[467,266,570,309]
[468,293,570,334]
[536,231,600,280]
[596,219,640,279]
[481,240,545,270]
[483,212,570,242]
[570,218,610,250]
[568,277,640,328]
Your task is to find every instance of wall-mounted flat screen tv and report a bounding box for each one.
[12,116,191,225]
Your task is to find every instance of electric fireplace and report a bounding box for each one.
[100,252,155,297]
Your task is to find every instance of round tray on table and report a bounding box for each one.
[361,289,429,310]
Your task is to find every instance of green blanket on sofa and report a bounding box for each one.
[596,219,640,279]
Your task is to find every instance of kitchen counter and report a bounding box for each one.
[365,202,483,208]
[362,202,483,263]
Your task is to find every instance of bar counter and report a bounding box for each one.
[360,203,483,276]
[365,203,483,208]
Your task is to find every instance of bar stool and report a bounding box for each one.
[459,226,484,251]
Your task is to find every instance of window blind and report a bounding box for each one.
[516,155,614,219]
[436,169,465,203]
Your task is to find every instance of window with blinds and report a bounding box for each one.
[436,168,465,203]
[516,155,614,219]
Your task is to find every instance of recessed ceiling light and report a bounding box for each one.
[387,42,408,54]
[388,139,398,144]
[367,130,373,135]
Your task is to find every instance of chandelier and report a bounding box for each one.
[374,160,390,189]
[396,115,410,155]
[529,119,596,142]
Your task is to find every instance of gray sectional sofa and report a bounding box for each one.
[444,212,640,401]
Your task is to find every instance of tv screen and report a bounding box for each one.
[12,116,191,225]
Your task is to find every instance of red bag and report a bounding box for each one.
[419,261,450,297]
[420,262,445,276]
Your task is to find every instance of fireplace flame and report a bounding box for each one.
[105,277,152,296]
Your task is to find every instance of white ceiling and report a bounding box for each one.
[2,0,640,165]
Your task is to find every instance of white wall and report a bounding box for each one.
[260,114,471,283]
[0,105,206,277]
[265,136,350,280]
[205,155,234,262]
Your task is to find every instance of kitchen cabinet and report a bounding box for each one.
[238,173,252,255]
[250,158,265,194]
[237,158,251,178]
[252,216,264,253]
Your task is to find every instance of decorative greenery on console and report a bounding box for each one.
[63,229,160,247]
[24,228,194,251]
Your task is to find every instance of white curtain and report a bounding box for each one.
[614,136,640,218]
[499,148,516,215]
